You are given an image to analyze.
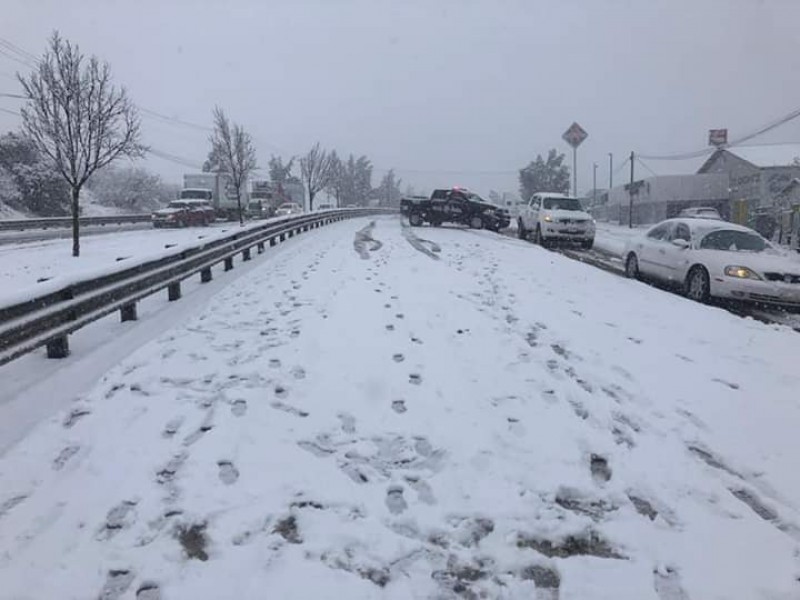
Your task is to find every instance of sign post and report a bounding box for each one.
[562,122,588,197]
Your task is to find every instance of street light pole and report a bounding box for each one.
[572,146,577,198]
[608,153,613,190]
[592,162,597,207]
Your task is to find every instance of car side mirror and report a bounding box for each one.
[672,238,690,249]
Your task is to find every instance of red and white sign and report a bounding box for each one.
[709,129,728,147]
[562,122,588,148]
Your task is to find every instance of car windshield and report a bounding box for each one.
[543,197,583,211]
[698,229,769,252]
[167,201,188,209]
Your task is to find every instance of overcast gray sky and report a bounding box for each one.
[2,0,800,197]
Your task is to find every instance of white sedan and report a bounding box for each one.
[623,218,800,306]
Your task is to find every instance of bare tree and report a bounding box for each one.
[18,32,145,256]
[209,106,258,225]
[299,142,334,211]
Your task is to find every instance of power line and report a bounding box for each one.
[0,92,25,99]
[0,107,21,117]
[139,107,211,132]
[636,157,658,177]
[0,37,39,64]
[0,47,35,69]
[639,104,800,160]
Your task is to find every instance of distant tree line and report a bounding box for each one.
[266,143,401,210]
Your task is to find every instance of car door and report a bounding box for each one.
[524,196,540,229]
[444,192,467,221]
[659,221,692,282]
[636,222,672,279]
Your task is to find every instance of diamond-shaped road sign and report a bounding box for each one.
[562,122,588,148]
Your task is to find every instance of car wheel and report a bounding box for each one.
[685,266,711,303]
[517,219,527,240]
[581,239,594,250]
[409,212,423,227]
[431,219,442,227]
[470,215,484,229]
[625,253,640,280]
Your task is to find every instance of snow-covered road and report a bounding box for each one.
[1,215,799,599]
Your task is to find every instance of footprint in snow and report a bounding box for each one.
[231,399,247,417]
[385,324,395,331]
[98,569,135,600]
[269,358,281,369]
[392,353,405,363]
[409,373,422,385]
[590,454,612,484]
[291,366,306,380]
[53,445,80,470]
[218,461,240,485]
[136,583,161,600]
[275,385,289,399]
[338,412,356,434]
[385,485,408,514]
[392,400,407,414]
[405,476,436,505]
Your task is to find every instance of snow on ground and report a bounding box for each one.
[1,216,800,599]
[0,221,268,308]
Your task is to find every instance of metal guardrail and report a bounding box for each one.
[0,208,391,366]
[0,214,152,231]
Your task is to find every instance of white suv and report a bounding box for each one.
[517,193,595,249]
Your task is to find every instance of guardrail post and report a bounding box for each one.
[288,230,294,238]
[270,237,277,247]
[46,335,69,359]
[168,282,181,301]
[200,267,212,283]
[120,302,138,322]
[242,248,251,261]
[224,257,234,271]
[279,233,285,242]
[257,241,265,253]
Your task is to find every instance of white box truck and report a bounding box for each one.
[181,173,248,221]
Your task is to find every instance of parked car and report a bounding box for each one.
[623,218,800,306]
[316,203,333,211]
[517,193,595,248]
[400,187,510,231]
[152,200,214,228]
[677,206,723,220]
[275,203,304,217]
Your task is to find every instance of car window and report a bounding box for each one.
[672,223,691,242]
[646,223,671,240]
[699,230,768,252]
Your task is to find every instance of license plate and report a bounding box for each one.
[567,229,580,234]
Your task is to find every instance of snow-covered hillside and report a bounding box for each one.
[0,216,798,600]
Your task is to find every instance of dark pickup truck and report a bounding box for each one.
[400,188,510,231]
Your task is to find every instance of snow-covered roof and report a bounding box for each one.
[726,144,800,168]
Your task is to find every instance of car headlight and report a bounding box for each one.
[543,215,552,222]
[724,266,762,280]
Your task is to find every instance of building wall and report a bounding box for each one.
[598,174,729,225]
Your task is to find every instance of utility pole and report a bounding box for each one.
[592,162,597,207]
[608,153,613,190]
[629,150,635,228]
